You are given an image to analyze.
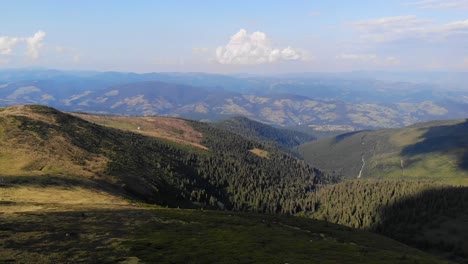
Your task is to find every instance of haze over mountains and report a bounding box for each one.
[1,68,467,130]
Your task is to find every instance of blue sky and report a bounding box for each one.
[1,0,467,73]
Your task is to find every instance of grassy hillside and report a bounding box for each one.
[296,119,468,185]
[0,105,338,213]
[213,116,316,149]
[0,206,447,264]
[0,105,448,263]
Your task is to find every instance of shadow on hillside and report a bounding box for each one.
[401,119,468,171]
[333,130,372,144]
[0,175,98,188]
[373,186,468,262]
[0,208,150,262]
[0,175,129,198]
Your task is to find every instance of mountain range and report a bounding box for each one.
[1,69,467,131]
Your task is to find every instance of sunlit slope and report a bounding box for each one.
[0,105,334,213]
[297,119,468,185]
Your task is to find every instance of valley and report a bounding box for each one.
[2,1,468,263]
[297,119,468,185]
[0,104,467,262]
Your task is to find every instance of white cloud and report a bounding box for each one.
[25,31,46,59]
[0,36,21,55]
[350,16,468,43]
[350,15,430,42]
[404,0,468,9]
[216,29,304,64]
[434,19,468,36]
[0,31,46,60]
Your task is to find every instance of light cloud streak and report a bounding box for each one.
[336,54,377,61]
[350,16,468,42]
[404,0,468,9]
[336,54,400,65]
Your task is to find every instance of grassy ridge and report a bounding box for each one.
[296,119,468,185]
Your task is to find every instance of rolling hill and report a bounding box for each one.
[296,119,468,185]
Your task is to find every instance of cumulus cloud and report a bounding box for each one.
[0,31,46,60]
[0,36,21,55]
[216,29,303,64]
[404,0,468,9]
[25,31,46,59]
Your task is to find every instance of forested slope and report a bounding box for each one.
[213,116,315,149]
[0,105,337,212]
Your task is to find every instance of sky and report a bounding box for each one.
[1,0,468,73]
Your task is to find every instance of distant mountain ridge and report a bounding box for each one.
[1,68,467,129]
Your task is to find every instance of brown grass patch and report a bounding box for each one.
[249,148,270,159]
[0,186,131,213]
[72,114,208,150]
[0,105,57,125]
[0,129,108,178]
